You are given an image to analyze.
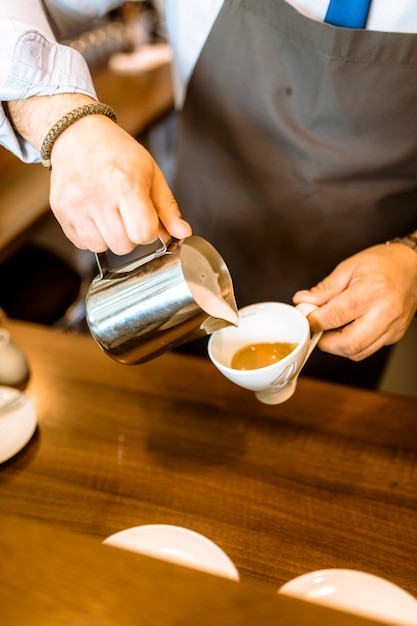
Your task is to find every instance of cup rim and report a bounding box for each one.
[208,301,310,374]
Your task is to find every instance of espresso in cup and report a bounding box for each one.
[231,341,298,370]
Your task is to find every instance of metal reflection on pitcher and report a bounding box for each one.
[85,235,238,364]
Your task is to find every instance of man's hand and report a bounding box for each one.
[293,243,417,361]
[7,94,191,254]
[49,113,191,254]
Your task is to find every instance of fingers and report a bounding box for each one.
[306,274,370,331]
[50,183,136,255]
[313,309,390,361]
[115,168,192,251]
[54,180,191,255]
[118,182,160,249]
[150,164,192,240]
[293,244,417,361]
[305,284,379,361]
[305,278,408,360]
[48,119,191,255]
[293,262,352,307]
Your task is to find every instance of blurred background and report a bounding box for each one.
[0,1,415,399]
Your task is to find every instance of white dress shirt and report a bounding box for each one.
[165,0,417,105]
[1,0,417,161]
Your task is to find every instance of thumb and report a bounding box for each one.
[293,262,352,306]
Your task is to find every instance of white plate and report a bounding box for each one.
[0,386,37,463]
[103,524,239,580]
[279,569,417,626]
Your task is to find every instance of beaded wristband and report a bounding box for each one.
[40,102,117,170]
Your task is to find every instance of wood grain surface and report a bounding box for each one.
[2,513,386,625]
[1,319,417,605]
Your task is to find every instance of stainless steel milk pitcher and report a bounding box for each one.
[85,235,238,364]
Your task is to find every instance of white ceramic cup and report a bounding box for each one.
[0,386,37,463]
[278,569,417,626]
[208,302,321,404]
[103,524,239,581]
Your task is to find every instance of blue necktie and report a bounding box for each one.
[325,0,372,28]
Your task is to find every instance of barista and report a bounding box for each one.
[1,0,417,388]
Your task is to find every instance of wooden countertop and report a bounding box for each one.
[1,318,417,623]
[0,61,174,259]
[1,514,384,626]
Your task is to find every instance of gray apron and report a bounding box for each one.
[172,0,417,388]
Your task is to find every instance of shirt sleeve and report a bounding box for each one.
[0,0,119,162]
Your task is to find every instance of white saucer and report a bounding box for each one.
[0,386,37,463]
[279,569,417,625]
[103,524,239,580]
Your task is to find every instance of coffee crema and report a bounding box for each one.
[231,341,298,370]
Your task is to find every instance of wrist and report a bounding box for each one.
[7,93,97,151]
[40,102,117,170]
[386,231,417,253]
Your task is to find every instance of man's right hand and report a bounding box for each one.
[49,112,191,254]
[7,94,191,254]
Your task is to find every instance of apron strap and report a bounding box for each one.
[325,0,372,28]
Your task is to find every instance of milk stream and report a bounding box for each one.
[189,282,238,326]
[182,244,238,326]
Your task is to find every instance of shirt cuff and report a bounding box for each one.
[0,31,97,162]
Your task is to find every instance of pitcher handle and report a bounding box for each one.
[95,227,172,279]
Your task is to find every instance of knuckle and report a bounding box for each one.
[325,331,365,361]
[387,301,404,323]
[342,336,369,361]
[326,308,347,329]
[111,242,136,256]
[129,223,159,246]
